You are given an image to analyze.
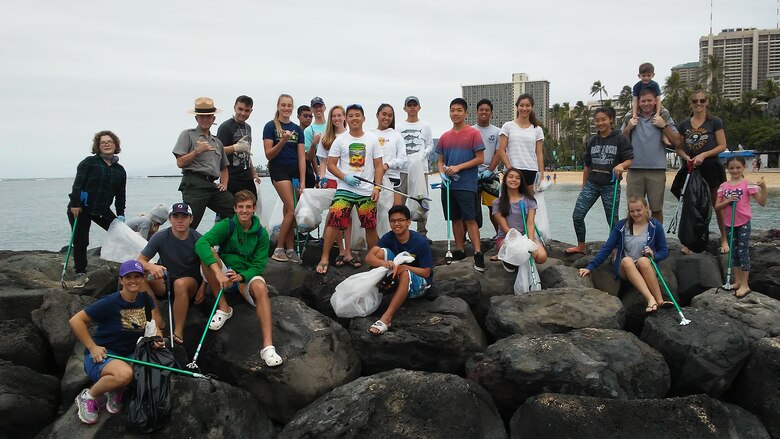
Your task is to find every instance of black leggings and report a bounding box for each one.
[66,209,114,274]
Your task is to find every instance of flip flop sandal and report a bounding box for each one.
[172,334,184,345]
[346,257,363,268]
[209,307,233,331]
[316,263,329,274]
[659,301,675,309]
[735,289,753,299]
[645,303,659,313]
[368,320,389,335]
[565,247,586,255]
[260,345,283,367]
[334,255,346,267]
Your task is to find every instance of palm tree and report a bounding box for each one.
[590,81,607,106]
[699,54,726,108]
[736,91,763,120]
[663,72,692,123]
[617,85,632,118]
[755,79,780,103]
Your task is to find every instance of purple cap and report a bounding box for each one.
[170,202,192,216]
[119,260,144,277]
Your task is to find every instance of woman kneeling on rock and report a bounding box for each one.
[578,196,670,313]
[69,260,164,425]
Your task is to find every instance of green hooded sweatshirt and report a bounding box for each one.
[195,214,269,282]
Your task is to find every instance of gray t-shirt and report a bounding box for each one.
[172,128,229,179]
[126,216,154,240]
[472,124,501,172]
[624,229,648,261]
[491,196,538,239]
[620,113,677,170]
[140,227,203,280]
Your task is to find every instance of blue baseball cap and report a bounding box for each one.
[169,202,192,216]
[119,260,144,277]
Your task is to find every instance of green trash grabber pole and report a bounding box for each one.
[609,171,620,232]
[60,216,79,288]
[105,353,211,380]
[648,257,691,326]
[720,201,737,291]
[187,288,224,371]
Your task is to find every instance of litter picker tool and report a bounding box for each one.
[667,161,694,234]
[292,178,303,260]
[718,200,737,292]
[60,216,78,288]
[164,272,174,348]
[444,180,453,264]
[609,171,620,232]
[648,257,691,325]
[519,200,542,291]
[106,353,212,380]
[354,176,431,211]
[187,288,224,371]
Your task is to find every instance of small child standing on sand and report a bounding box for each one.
[715,156,768,298]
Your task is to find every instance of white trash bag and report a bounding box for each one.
[375,176,394,238]
[534,180,552,242]
[101,219,158,263]
[331,252,415,318]
[263,199,284,243]
[405,152,429,222]
[497,228,537,266]
[350,209,367,251]
[295,188,335,233]
[514,261,542,295]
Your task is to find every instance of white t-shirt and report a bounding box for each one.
[473,124,501,172]
[396,120,434,171]
[372,128,407,180]
[316,131,346,181]
[328,131,383,196]
[499,121,545,171]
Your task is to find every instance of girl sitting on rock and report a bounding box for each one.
[490,167,547,271]
[578,196,670,313]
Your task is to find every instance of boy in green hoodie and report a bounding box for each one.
[195,190,282,367]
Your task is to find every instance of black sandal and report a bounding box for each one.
[346,257,363,268]
[334,255,346,267]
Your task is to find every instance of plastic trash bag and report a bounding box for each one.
[405,152,430,221]
[295,188,335,233]
[514,260,543,295]
[254,183,263,219]
[331,252,415,318]
[497,228,537,266]
[350,209,367,250]
[534,180,552,242]
[263,199,284,243]
[678,168,711,253]
[101,219,158,263]
[126,336,174,433]
[375,176,394,238]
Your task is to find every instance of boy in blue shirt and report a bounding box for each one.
[365,205,433,335]
[632,62,662,120]
[437,98,486,271]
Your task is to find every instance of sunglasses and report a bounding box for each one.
[300,114,313,118]
[691,99,707,104]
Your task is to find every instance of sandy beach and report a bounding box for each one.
[548,170,780,188]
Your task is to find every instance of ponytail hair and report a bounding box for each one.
[322,105,346,151]
[515,93,540,128]
[273,94,293,136]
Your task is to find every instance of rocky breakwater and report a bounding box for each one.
[0,230,777,436]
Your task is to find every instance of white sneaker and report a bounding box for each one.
[73,273,89,288]
[271,248,289,262]
[286,249,301,264]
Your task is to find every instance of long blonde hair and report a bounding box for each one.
[322,105,346,151]
[273,94,294,136]
[626,195,650,227]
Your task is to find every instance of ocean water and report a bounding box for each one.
[1,176,778,252]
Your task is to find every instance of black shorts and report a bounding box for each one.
[519,169,538,186]
[697,157,726,191]
[170,275,203,295]
[441,189,477,221]
[227,178,257,198]
[304,162,317,189]
[269,163,300,182]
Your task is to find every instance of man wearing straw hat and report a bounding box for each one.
[173,97,234,229]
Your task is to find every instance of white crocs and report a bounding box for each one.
[260,345,283,367]
[209,307,233,330]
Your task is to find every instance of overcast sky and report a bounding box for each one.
[0,0,774,178]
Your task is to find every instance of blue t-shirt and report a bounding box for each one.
[435,126,485,192]
[632,80,662,97]
[262,120,305,167]
[140,227,202,280]
[377,230,434,285]
[84,291,155,356]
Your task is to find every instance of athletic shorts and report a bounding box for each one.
[440,189,477,221]
[269,163,300,182]
[519,169,538,186]
[327,190,377,229]
[383,249,428,298]
[84,349,132,383]
[201,264,266,306]
[626,169,666,212]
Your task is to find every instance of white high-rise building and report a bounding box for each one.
[700,28,780,100]
[462,73,550,126]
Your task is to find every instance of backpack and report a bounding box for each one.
[218,217,265,258]
[126,293,175,433]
